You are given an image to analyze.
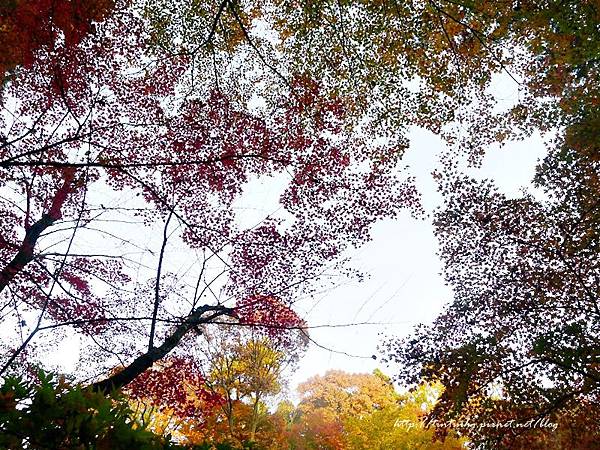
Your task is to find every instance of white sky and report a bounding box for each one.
[281,126,549,393]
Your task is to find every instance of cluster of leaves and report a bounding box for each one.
[126,357,224,422]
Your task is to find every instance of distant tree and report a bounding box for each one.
[200,330,294,444]
[296,370,399,421]
[344,382,464,449]
[281,370,464,449]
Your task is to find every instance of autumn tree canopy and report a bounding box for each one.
[1,0,599,447]
[134,0,580,159]
[278,370,464,449]
[0,0,422,397]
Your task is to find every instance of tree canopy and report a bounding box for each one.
[1,0,599,448]
[382,1,600,446]
[0,0,420,395]
[281,370,464,449]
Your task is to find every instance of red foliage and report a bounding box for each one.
[235,295,307,354]
[0,0,114,76]
[0,0,418,396]
[126,357,223,421]
[236,295,305,331]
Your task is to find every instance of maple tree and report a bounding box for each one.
[124,356,224,440]
[0,0,419,401]
[388,149,600,447]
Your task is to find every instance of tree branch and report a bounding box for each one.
[89,304,236,394]
[0,170,75,295]
[149,210,174,350]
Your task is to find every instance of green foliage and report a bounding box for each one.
[0,370,197,450]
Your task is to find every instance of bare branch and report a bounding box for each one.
[149,210,174,350]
